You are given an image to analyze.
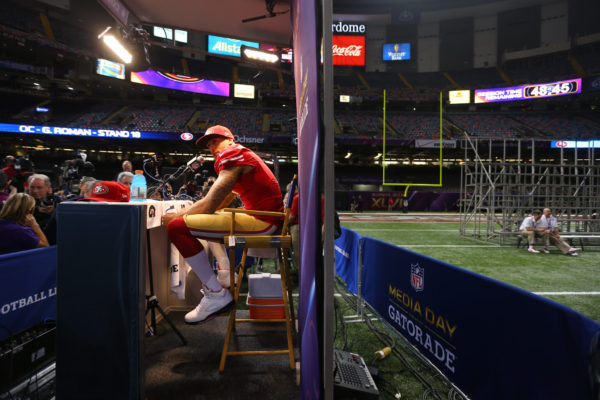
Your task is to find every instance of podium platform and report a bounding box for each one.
[56,200,192,400]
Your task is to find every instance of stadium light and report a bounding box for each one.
[344,152,352,159]
[374,153,382,160]
[98,27,133,64]
[241,45,279,64]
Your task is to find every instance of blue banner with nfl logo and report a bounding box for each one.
[360,236,600,400]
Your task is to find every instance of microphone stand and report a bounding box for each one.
[147,164,190,200]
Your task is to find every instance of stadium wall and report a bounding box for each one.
[440,17,474,71]
[473,15,497,68]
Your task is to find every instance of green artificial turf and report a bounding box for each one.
[343,221,600,322]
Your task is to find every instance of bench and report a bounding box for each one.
[516,233,600,251]
[559,234,600,251]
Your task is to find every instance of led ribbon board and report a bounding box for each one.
[0,123,195,141]
[130,70,230,96]
[474,78,581,103]
[551,140,600,149]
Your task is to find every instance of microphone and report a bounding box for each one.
[185,155,205,172]
[186,155,205,167]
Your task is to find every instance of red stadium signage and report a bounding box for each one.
[332,35,365,66]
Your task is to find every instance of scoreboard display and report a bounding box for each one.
[523,80,580,98]
[475,78,581,103]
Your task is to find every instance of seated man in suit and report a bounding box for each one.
[538,208,580,256]
[519,210,546,254]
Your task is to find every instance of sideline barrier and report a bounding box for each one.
[0,246,57,340]
[334,230,600,399]
[334,227,361,294]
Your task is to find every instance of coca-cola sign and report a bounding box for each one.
[332,35,365,66]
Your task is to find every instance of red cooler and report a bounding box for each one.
[247,273,285,319]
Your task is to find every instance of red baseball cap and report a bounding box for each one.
[87,181,130,202]
[195,125,234,148]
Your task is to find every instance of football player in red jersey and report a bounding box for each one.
[162,125,283,324]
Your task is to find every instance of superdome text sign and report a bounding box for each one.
[332,35,365,66]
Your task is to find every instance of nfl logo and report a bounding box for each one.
[411,264,424,292]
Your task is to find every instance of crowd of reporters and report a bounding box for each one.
[0,152,218,255]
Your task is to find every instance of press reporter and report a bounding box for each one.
[0,193,49,255]
[27,174,61,245]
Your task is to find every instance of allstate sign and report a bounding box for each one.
[208,35,259,57]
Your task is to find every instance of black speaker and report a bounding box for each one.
[0,323,56,392]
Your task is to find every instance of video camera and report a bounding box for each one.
[41,194,56,207]
[14,157,33,172]
[58,152,94,194]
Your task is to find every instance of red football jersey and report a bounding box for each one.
[289,193,324,226]
[214,144,283,226]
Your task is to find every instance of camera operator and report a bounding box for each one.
[8,157,34,193]
[28,173,61,245]
[180,164,207,199]
[143,152,165,180]
[59,152,95,197]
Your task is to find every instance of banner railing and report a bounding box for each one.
[335,228,600,400]
[0,246,57,340]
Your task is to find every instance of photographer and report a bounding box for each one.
[27,173,61,245]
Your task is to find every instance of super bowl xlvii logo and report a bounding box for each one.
[410,263,424,292]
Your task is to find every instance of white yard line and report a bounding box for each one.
[397,244,499,248]
[351,229,459,232]
[344,318,379,324]
[534,292,600,295]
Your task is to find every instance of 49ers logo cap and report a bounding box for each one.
[195,125,234,148]
[87,181,130,202]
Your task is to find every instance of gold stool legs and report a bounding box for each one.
[219,245,295,373]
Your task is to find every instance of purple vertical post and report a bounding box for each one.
[292,0,322,398]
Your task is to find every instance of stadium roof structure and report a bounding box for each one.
[120,0,293,46]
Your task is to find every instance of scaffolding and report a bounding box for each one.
[459,137,600,245]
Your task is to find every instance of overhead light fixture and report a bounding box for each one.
[374,153,382,160]
[344,152,352,159]
[98,26,132,64]
[241,45,279,64]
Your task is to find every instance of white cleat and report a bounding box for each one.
[569,252,578,257]
[184,288,234,324]
[528,248,540,254]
